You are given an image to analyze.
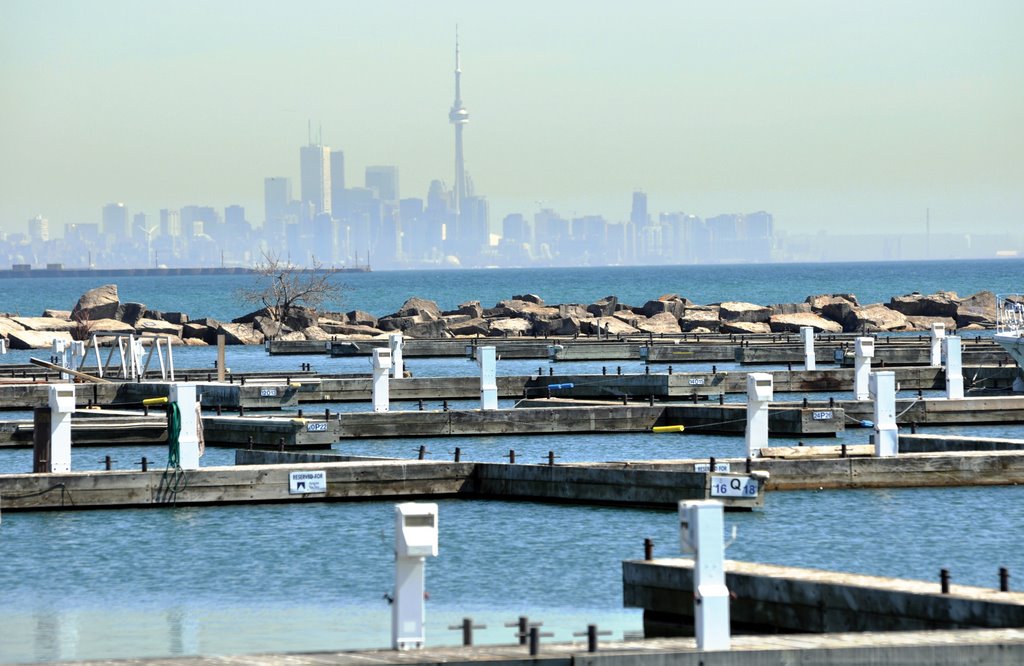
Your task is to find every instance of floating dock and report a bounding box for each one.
[0,458,765,512]
[623,557,1024,636]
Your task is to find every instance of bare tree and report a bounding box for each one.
[237,251,345,321]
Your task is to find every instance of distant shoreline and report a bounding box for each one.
[0,266,371,279]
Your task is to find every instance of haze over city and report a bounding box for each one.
[2,0,1022,267]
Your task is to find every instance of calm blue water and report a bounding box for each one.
[2,260,1024,663]
[1,259,1020,320]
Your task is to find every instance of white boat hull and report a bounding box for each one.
[994,331,1024,370]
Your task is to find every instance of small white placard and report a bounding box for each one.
[710,476,759,498]
[688,377,706,386]
[694,462,731,473]
[812,410,834,420]
[289,470,327,494]
[306,421,328,432]
[260,387,279,397]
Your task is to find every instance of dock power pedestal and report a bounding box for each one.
[392,502,439,650]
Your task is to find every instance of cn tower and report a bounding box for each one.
[448,31,469,217]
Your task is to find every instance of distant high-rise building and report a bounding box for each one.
[27,215,49,242]
[264,177,291,228]
[365,166,400,202]
[330,150,346,213]
[300,137,331,222]
[225,205,246,228]
[133,212,154,237]
[630,192,650,228]
[160,209,181,237]
[102,202,130,238]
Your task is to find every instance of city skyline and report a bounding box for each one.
[2,1,1022,241]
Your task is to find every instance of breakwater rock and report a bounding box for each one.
[0,285,999,349]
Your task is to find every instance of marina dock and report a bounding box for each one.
[623,557,1024,635]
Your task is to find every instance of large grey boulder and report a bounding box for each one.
[448,318,491,336]
[806,293,860,310]
[320,323,385,337]
[721,321,772,334]
[581,316,639,336]
[8,330,74,350]
[218,322,264,345]
[888,291,959,318]
[512,294,544,305]
[849,304,910,332]
[397,297,442,321]
[680,307,721,332]
[71,284,120,322]
[905,315,957,332]
[636,312,682,335]
[770,302,812,316]
[345,310,379,328]
[533,316,581,337]
[955,291,997,328]
[719,301,771,324]
[12,316,76,332]
[283,306,319,331]
[118,302,147,327]
[769,312,843,334]
[487,318,531,337]
[640,294,689,319]
[587,296,618,318]
[0,317,26,339]
[403,319,451,338]
[445,301,483,319]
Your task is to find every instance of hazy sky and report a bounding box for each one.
[2,0,1022,237]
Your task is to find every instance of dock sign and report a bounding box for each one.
[710,475,758,498]
[289,470,327,494]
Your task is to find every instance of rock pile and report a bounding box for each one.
[0,286,1000,349]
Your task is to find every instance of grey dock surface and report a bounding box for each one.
[38,629,1024,666]
[623,557,1024,635]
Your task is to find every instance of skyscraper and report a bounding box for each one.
[449,33,469,217]
[102,202,130,238]
[300,132,331,222]
[365,166,399,202]
[264,177,291,227]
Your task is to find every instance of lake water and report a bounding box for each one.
[1,260,1023,663]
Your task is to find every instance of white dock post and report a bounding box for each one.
[169,383,201,470]
[478,345,498,410]
[392,502,439,650]
[801,326,816,371]
[869,370,898,457]
[745,373,773,458]
[0,337,7,354]
[47,384,75,473]
[679,500,730,652]
[930,322,946,367]
[389,333,404,379]
[371,348,392,412]
[854,337,875,400]
[943,335,964,399]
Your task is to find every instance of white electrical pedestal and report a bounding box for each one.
[392,502,439,650]
[169,383,201,470]
[869,371,898,457]
[389,333,404,379]
[800,326,816,371]
[745,373,773,458]
[48,383,75,473]
[0,337,7,354]
[679,500,731,652]
[853,337,875,400]
[478,346,498,410]
[70,340,86,370]
[943,335,964,399]
[51,339,70,380]
[930,322,946,367]
[371,348,393,412]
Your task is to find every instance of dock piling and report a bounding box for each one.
[573,624,611,653]
[941,568,951,594]
[453,447,461,463]
[136,457,148,472]
[100,455,115,470]
[644,538,654,560]
[448,618,486,647]
[1001,567,1011,592]
[417,445,428,460]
